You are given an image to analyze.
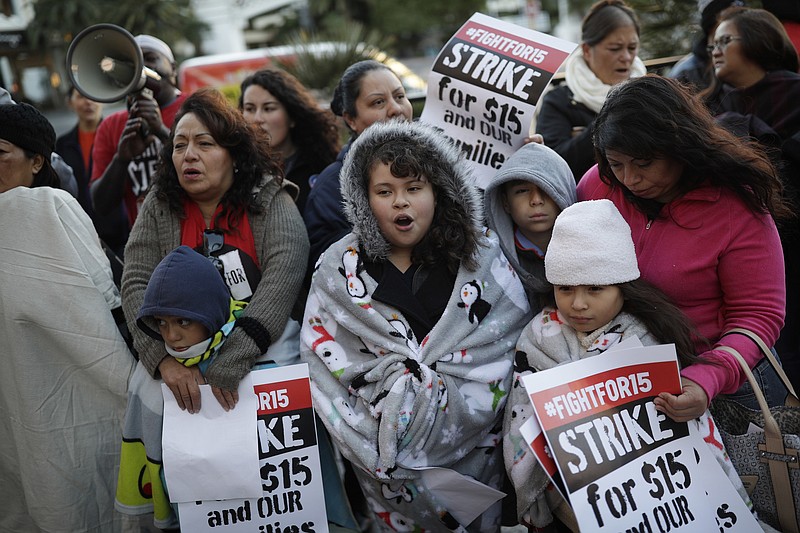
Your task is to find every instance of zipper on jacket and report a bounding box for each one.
[646,218,653,230]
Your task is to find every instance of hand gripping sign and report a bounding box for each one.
[521,344,759,533]
[175,364,329,533]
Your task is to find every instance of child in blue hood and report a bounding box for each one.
[137,245,244,376]
[116,246,245,529]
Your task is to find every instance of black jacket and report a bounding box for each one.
[535,84,598,182]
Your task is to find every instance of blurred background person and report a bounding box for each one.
[56,85,129,282]
[239,68,340,212]
[535,0,645,182]
[56,84,103,215]
[669,0,745,92]
[90,34,187,246]
[702,6,800,391]
[303,59,414,269]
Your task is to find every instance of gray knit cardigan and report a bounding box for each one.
[121,175,309,391]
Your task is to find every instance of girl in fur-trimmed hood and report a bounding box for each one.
[341,119,484,274]
[300,120,531,531]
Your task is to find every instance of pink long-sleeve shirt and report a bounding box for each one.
[578,166,785,402]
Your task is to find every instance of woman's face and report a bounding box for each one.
[241,84,294,157]
[344,69,413,135]
[605,149,685,204]
[583,24,640,86]
[0,139,41,193]
[172,113,235,207]
[712,20,763,88]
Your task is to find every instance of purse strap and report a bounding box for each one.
[718,345,800,533]
[723,327,799,406]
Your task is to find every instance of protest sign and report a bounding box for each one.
[177,364,328,533]
[420,12,578,188]
[521,345,759,532]
[162,373,262,502]
[519,416,569,503]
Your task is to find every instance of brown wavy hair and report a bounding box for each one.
[154,88,283,229]
[239,68,340,173]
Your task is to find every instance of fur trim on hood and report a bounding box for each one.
[484,142,577,297]
[340,120,483,262]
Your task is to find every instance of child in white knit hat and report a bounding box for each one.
[501,199,752,530]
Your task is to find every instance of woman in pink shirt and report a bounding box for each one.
[577,75,790,420]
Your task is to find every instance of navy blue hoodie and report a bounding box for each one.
[137,245,231,341]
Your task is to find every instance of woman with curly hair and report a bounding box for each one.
[578,75,791,418]
[239,68,340,211]
[300,120,531,531]
[117,88,310,528]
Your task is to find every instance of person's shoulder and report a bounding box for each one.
[56,125,79,146]
[540,84,571,105]
[96,109,129,133]
[576,165,611,200]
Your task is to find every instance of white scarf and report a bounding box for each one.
[564,49,647,113]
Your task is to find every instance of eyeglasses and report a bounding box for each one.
[706,35,742,54]
[203,229,225,276]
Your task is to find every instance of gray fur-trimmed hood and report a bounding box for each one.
[484,142,576,296]
[340,120,483,261]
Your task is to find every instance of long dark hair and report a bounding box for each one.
[155,88,283,229]
[543,278,711,369]
[239,68,339,173]
[594,75,790,221]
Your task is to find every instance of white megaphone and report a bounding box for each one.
[66,23,162,103]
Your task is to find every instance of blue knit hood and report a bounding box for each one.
[137,245,231,341]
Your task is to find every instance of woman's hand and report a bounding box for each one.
[523,134,544,145]
[654,377,709,422]
[159,356,205,414]
[212,386,239,411]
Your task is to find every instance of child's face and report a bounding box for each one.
[502,181,560,247]
[554,285,624,333]
[155,315,211,352]
[368,161,436,267]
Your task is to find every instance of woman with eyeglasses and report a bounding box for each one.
[122,88,309,414]
[703,6,800,392]
[535,0,646,182]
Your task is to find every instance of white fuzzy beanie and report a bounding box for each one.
[545,199,640,286]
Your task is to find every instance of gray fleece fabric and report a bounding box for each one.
[483,142,577,298]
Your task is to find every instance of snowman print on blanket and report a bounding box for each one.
[307,316,351,378]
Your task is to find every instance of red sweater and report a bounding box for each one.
[578,166,785,402]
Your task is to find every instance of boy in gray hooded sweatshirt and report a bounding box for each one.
[484,143,577,308]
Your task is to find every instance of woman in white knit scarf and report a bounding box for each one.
[535,0,646,181]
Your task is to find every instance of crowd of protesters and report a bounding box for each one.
[1,1,798,531]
